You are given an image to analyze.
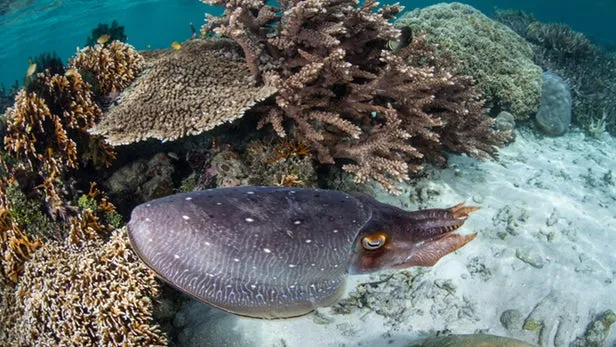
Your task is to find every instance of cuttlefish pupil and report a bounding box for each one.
[127,186,478,319]
[361,233,387,250]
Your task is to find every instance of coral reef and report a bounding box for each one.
[104,153,176,213]
[495,10,616,135]
[86,20,128,47]
[0,204,43,286]
[3,70,115,222]
[244,139,317,187]
[395,3,542,118]
[0,81,18,124]
[22,51,65,88]
[89,39,276,145]
[0,227,167,346]
[201,0,510,193]
[69,41,145,97]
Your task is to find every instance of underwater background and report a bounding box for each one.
[1,0,615,346]
[1,0,615,89]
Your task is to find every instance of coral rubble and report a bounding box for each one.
[89,39,276,145]
[201,0,510,193]
[0,228,167,346]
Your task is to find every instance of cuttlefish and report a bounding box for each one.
[128,186,478,319]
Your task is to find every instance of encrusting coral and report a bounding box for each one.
[69,40,145,97]
[89,39,277,145]
[201,0,510,193]
[0,227,167,346]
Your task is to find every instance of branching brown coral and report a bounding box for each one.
[90,39,276,145]
[69,41,145,96]
[0,227,167,346]
[2,70,116,226]
[203,0,510,193]
[0,207,43,286]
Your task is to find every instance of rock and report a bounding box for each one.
[495,111,516,131]
[501,309,524,330]
[535,72,572,136]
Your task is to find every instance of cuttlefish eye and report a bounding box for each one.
[361,233,387,250]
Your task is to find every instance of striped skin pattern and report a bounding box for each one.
[128,186,477,319]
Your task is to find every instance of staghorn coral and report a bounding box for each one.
[70,40,145,97]
[395,3,542,119]
[203,0,510,193]
[89,39,276,145]
[0,227,167,346]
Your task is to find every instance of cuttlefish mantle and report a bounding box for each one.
[127,186,478,319]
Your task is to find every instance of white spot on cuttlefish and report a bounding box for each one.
[146,203,151,207]
[294,220,301,225]
[233,258,240,262]
[216,202,222,205]
[174,254,180,259]
[263,248,272,253]
[288,264,296,268]
[182,215,190,220]
[305,239,312,243]
[247,191,254,194]
[333,229,339,233]
[185,197,192,200]
[145,218,151,222]
[245,218,254,222]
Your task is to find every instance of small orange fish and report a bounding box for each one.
[26,59,37,77]
[97,34,111,45]
[171,41,182,50]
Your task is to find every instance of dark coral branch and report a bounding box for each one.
[202,0,510,193]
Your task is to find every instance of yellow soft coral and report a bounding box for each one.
[70,40,145,95]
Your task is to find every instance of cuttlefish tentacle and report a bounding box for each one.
[402,203,479,267]
[407,202,480,241]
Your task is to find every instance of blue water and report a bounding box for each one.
[0,0,614,89]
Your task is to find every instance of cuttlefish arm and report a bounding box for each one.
[348,201,479,274]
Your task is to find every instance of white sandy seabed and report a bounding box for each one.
[174,128,616,347]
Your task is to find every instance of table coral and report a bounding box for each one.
[89,39,276,145]
[395,2,542,119]
[0,227,167,346]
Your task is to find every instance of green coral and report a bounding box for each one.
[522,318,543,332]
[5,185,57,239]
[395,2,542,118]
[178,174,198,193]
[76,193,122,229]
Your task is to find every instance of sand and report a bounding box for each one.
[174,128,616,347]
